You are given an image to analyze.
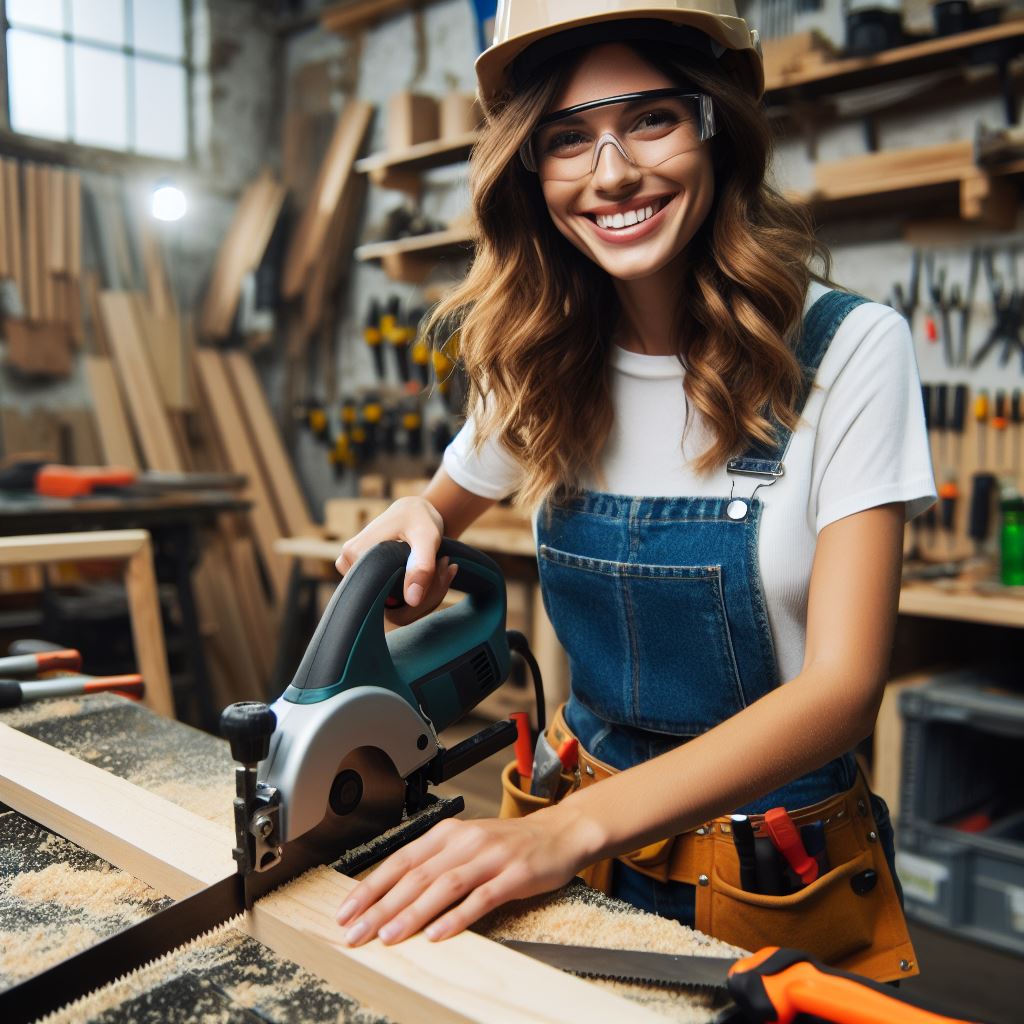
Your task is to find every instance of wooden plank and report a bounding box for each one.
[138,222,175,318]
[124,532,176,718]
[4,160,24,307]
[83,354,141,469]
[83,269,109,354]
[0,726,660,1024]
[99,291,183,472]
[23,163,41,319]
[38,164,56,319]
[0,157,7,279]
[47,165,67,274]
[66,170,82,277]
[194,348,289,599]
[281,101,373,299]
[199,170,286,341]
[223,351,314,537]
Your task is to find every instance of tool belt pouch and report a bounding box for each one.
[498,759,577,819]
[540,707,917,983]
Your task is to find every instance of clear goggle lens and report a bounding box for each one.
[520,89,716,182]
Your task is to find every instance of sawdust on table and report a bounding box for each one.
[479,886,746,1024]
[9,862,161,913]
[0,923,99,983]
[1,697,87,727]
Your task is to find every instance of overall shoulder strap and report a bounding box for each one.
[727,289,870,480]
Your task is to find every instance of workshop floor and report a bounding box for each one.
[441,716,1023,1024]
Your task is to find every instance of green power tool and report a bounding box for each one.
[1,538,543,1024]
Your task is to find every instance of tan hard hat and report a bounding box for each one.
[476,0,763,104]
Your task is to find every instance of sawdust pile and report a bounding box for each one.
[10,862,160,913]
[0,923,99,983]
[479,883,745,1024]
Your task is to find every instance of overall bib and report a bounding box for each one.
[533,291,906,942]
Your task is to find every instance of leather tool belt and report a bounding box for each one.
[499,705,919,983]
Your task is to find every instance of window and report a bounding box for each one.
[4,0,189,160]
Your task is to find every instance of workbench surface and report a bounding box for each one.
[0,695,741,1023]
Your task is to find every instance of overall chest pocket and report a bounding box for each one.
[538,544,747,735]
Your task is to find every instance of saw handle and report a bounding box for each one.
[728,948,981,1024]
[287,538,504,697]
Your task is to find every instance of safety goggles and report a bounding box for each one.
[519,87,717,182]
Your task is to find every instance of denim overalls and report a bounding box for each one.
[536,290,900,922]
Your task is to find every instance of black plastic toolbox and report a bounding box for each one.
[895,669,1024,956]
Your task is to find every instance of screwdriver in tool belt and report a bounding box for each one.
[763,807,819,886]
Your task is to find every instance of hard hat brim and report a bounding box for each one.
[475,7,764,106]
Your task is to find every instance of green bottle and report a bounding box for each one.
[1000,496,1024,586]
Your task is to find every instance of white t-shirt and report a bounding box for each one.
[444,282,937,682]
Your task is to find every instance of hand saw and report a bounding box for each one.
[504,941,986,1024]
[2,539,531,1024]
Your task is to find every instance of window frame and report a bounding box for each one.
[0,0,193,167]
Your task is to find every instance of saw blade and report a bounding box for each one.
[501,939,735,990]
[0,872,244,1024]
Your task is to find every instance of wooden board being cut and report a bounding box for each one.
[0,724,664,1024]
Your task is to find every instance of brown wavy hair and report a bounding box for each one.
[427,40,832,509]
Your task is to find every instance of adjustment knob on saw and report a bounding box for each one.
[220,701,277,765]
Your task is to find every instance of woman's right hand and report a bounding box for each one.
[334,497,459,627]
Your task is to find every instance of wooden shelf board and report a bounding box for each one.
[355,132,478,176]
[899,583,1024,628]
[765,20,1024,98]
[355,225,474,261]
[321,0,443,33]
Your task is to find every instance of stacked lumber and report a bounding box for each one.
[198,169,286,342]
[0,159,83,377]
[281,100,374,342]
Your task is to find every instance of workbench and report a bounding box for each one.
[0,694,743,1023]
[0,488,249,728]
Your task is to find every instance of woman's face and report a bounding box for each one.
[536,43,715,282]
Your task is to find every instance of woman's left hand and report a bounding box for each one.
[336,805,598,945]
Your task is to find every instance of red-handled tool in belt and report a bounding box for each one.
[505,941,982,1024]
[763,807,819,886]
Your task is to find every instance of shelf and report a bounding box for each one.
[785,142,1024,227]
[355,225,474,282]
[764,20,1024,99]
[321,0,444,34]
[899,581,1024,629]
[355,132,478,189]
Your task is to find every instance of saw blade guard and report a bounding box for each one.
[282,538,511,733]
[260,686,438,844]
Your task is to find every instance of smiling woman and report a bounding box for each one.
[332,0,936,982]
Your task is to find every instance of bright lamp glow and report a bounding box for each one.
[151,183,186,222]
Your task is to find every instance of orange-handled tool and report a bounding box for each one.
[729,947,979,1024]
[762,807,819,885]
[0,674,145,708]
[0,649,82,675]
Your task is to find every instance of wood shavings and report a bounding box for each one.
[479,883,744,1023]
[9,862,161,915]
[0,923,99,982]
